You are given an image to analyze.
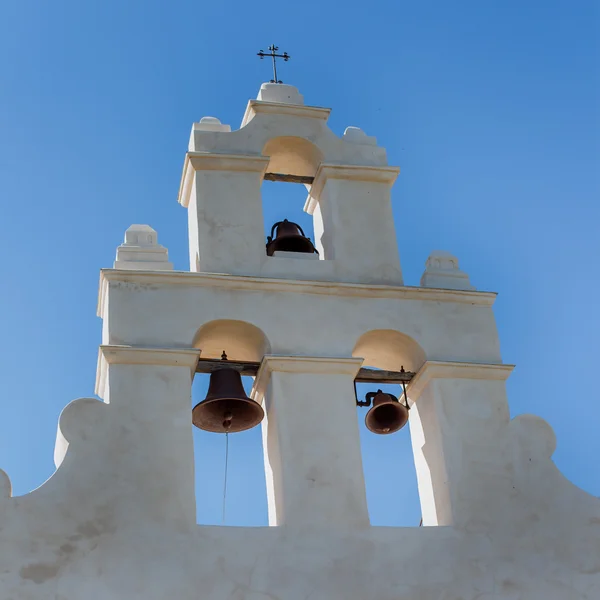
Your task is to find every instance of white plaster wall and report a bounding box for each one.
[98,271,502,367]
[0,281,597,598]
[0,269,580,598]
[309,174,402,284]
[188,166,268,275]
[189,109,387,167]
[256,357,369,529]
[408,366,514,528]
[0,366,598,599]
[179,94,403,285]
[2,84,598,600]
[182,159,403,285]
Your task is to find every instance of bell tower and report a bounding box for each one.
[1,76,597,600]
[95,80,516,533]
[178,82,403,286]
[106,78,511,531]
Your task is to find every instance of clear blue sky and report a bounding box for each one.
[0,0,597,526]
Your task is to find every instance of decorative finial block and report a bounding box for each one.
[193,116,231,133]
[114,225,173,271]
[343,126,377,146]
[257,83,304,105]
[420,251,475,290]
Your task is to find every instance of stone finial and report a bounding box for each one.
[257,83,304,105]
[420,251,475,291]
[114,225,173,271]
[193,116,231,133]
[343,126,377,146]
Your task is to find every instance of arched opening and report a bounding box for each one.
[353,329,427,373]
[262,181,317,258]
[352,330,426,527]
[261,137,323,260]
[193,319,271,362]
[191,320,270,526]
[262,136,323,177]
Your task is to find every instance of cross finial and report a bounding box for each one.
[257,44,290,84]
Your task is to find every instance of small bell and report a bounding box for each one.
[364,390,409,435]
[192,352,264,433]
[266,219,318,256]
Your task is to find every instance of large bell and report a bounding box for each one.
[266,219,318,256]
[192,367,264,433]
[364,390,409,435]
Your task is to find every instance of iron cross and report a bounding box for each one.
[257,45,290,84]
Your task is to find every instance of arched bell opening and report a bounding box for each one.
[261,136,323,260]
[353,329,427,374]
[262,136,323,178]
[352,329,426,527]
[191,320,270,526]
[193,319,271,362]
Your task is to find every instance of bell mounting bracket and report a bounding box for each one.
[195,358,415,389]
[354,366,411,410]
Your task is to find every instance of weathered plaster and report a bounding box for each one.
[0,83,597,600]
[179,84,399,285]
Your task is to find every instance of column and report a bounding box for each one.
[306,164,403,285]
[178,152,269,274]
[95,345,200,531]
[407,361,514,530]
[254,356,369,529]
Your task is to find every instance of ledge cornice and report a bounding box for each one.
[95,345,200,399]
[99,345,200,367]
[178,152,270,208]
[305,164,400,213]
[407,361,515,401]
[241,100,331,127]
[97,269,497,317]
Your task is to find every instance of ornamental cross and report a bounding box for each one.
[257,44,290,84]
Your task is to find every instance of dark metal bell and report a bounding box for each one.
[192,368,264,433]
[266,219,318,256]
[365,390,409,435]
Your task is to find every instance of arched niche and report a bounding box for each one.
[192,319,271,362]
[353,329,427,373]
[262,136,323,178]
[352,329,426,527]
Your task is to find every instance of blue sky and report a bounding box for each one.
[0,0,597,526]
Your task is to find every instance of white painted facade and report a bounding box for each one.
[0,83,598,599]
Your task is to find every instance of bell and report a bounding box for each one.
[266,219,317,256]
[192,366,264,434]
[364,390,409,435]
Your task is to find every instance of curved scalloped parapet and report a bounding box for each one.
[0,468,12,499]
[508,413,600,575]
[187,89,389,170]
[54,397,109,468]
[511,413,557,460]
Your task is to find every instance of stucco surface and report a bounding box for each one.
[0,381,597,599]
[0,270,596,599]
[1,83,598,599]
[97,270,501,367]
[179,84,402,285]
